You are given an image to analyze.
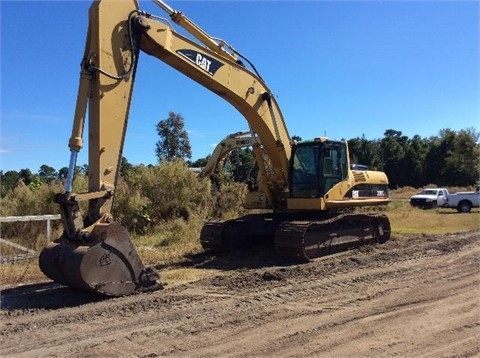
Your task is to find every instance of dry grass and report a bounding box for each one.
[136,241,203,267]
[387,185,479,235]
[0,236,49,288]
[160,268,224,287]
[0,257,45,288]
[386,200,479,234]
[132,217,204,266]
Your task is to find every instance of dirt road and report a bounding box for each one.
[1,230,479,357]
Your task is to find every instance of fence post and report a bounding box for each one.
[46,218,52,243]
[0,215,61,259]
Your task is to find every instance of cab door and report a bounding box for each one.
[321,143,348,197]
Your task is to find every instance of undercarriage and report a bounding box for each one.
[200,211,391,261]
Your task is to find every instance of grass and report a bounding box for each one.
[386,200,479,235]
[0,257,46,288]
[0,234,50,288]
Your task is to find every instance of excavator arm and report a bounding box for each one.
[67,0,290,214]
[40,0,291,296]
[198,131,257,179]
[136,5,290,207]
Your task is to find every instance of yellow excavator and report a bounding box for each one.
[198,131,256,180]
[39,0,391,296]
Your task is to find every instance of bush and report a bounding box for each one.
[0,180,64,249]
[209,181,249,219]
[114,161,214,234]
[0,162,248,256]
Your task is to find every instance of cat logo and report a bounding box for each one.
[99,252,112,267]
[176,49,224,76]
[195,53,211,73]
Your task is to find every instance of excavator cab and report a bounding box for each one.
[287,137,390,212]
[289,139,348,199]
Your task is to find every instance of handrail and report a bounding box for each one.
[0,214,61,246]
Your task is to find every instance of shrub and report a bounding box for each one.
[0,180,64,249]
[0,162,248,256]
[209,181,249,219]
[114,161,213,234]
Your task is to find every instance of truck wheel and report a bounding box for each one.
[457,201,472,213]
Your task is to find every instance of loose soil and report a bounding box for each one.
[1,230,479,357]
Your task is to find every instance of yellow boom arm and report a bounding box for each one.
[66,0,290,229]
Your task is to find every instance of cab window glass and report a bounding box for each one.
[291,146,318,198]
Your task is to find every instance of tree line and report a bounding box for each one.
[347,128,479,188]
[1,113,478,197]
[190,127,479,189]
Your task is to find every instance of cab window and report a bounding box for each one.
[291,146,319,198]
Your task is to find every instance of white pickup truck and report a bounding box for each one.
[444,187,480,213]
[409,188,449,209]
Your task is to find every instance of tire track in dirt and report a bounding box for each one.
[1,230,479,357]
[148,236,479,357]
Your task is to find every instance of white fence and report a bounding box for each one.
[0,214,61,263]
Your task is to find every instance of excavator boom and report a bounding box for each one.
[199,131,257,179]
[39,0,291,296]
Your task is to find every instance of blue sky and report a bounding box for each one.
[1,0,479,172]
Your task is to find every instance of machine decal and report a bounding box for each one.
[100,252,112,266]
[177,49,224,76]
[236,139,253,145]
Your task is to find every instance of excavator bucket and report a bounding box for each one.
[39,223,161,296]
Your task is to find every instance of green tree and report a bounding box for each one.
[348,135,382,170]
[402,135,429,186]
[1,170,20,197]
[18,168,34,186]
[58,167,69,180]
[228,147,258,183]
[426,129,457,186]
[190,155,210,168]
[155,112,192,162]
[38,164,57,183]
[380,129,408,188]
[442,128,479,186]
[120,156,133,177]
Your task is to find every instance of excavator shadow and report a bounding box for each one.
[0,282,105,311]
[158,241,296,272]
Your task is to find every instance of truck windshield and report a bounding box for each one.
[421,190,438,195]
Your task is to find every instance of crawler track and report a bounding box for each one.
[200,212,391,261]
